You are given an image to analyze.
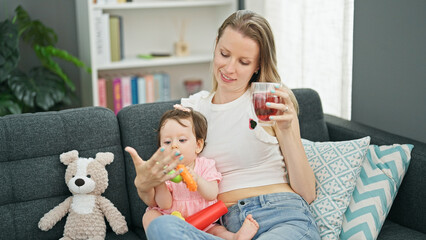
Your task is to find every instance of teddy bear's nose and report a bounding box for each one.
[75,178,85,187]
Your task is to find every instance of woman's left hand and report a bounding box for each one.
[267,86,317,203]
[268,86,297,131]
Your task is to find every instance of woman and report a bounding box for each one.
[126,10,320,240]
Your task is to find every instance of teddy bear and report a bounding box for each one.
[38,150,128,240]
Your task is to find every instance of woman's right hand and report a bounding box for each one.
[125,146,182,194]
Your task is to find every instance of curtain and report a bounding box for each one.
[245,0,354,119]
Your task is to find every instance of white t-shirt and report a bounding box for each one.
[181,89,288,193]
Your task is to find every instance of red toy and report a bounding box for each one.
[185,200,228,230]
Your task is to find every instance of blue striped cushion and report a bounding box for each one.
[302,137,370,240]
[340,144,413,240]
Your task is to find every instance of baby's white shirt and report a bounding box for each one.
[181,89,288,193]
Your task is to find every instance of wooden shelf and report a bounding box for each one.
[97,53,212,70]
[92,0,233,10]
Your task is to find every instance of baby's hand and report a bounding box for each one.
[186,167,199,183]
[186,166,218,201]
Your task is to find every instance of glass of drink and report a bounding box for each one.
[251,82,281,126]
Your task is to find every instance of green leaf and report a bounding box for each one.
[34,45,92,91]
[30,67,65,110]
[0,99,22,116]
[0,19,20,82]
[7,70,36,107]
[0,85,23,116]
[14,6,57,47]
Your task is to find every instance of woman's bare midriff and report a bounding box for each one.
[218,183,295,207]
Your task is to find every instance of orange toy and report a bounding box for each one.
[176,164,197,191]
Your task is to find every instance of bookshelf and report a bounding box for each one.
[75,0,237,107]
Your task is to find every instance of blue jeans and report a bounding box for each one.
[146,192,320,240]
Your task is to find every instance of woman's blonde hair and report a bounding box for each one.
[212,10,299,113]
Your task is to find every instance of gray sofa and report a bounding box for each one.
[0,88,424,240]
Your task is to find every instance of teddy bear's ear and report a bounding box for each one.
[60,150,79,165]
[95,152,114,166]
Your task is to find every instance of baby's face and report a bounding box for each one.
[159,119,203,167]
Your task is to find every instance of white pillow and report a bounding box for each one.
[340,144,414,240]
[302,137,370,240]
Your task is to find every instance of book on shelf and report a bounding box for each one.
[98,78,107,107]
[144,74,155,103]
[109,15,123,62]
[121,76,132,108]
[105,78,115,111]
[162,72,171,101]
[94,10,111,66]
[153,73,163,102]
[119,15,124,60]
[137,76,146,104]
[113,78,122,114]
[153,72,171,102]
[131,76,139,104]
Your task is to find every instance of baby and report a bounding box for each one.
[142,104,259,240]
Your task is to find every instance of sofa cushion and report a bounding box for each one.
[293,88,329,142]
[106,230,142,239]
[0,107,131,239]
[117,100,178,233]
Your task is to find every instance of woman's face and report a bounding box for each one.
[213,27,259,98]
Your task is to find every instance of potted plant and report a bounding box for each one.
[0,5,90,116]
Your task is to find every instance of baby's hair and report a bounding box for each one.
[157,107,208,151]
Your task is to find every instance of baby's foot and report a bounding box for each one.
[234,214,259,240]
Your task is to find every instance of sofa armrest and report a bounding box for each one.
[377,220,426,240]
[324,114,426,235]
[324,114,425,147]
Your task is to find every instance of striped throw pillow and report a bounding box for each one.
[340,144,414,239]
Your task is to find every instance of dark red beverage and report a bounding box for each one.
[253,93,280,121]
